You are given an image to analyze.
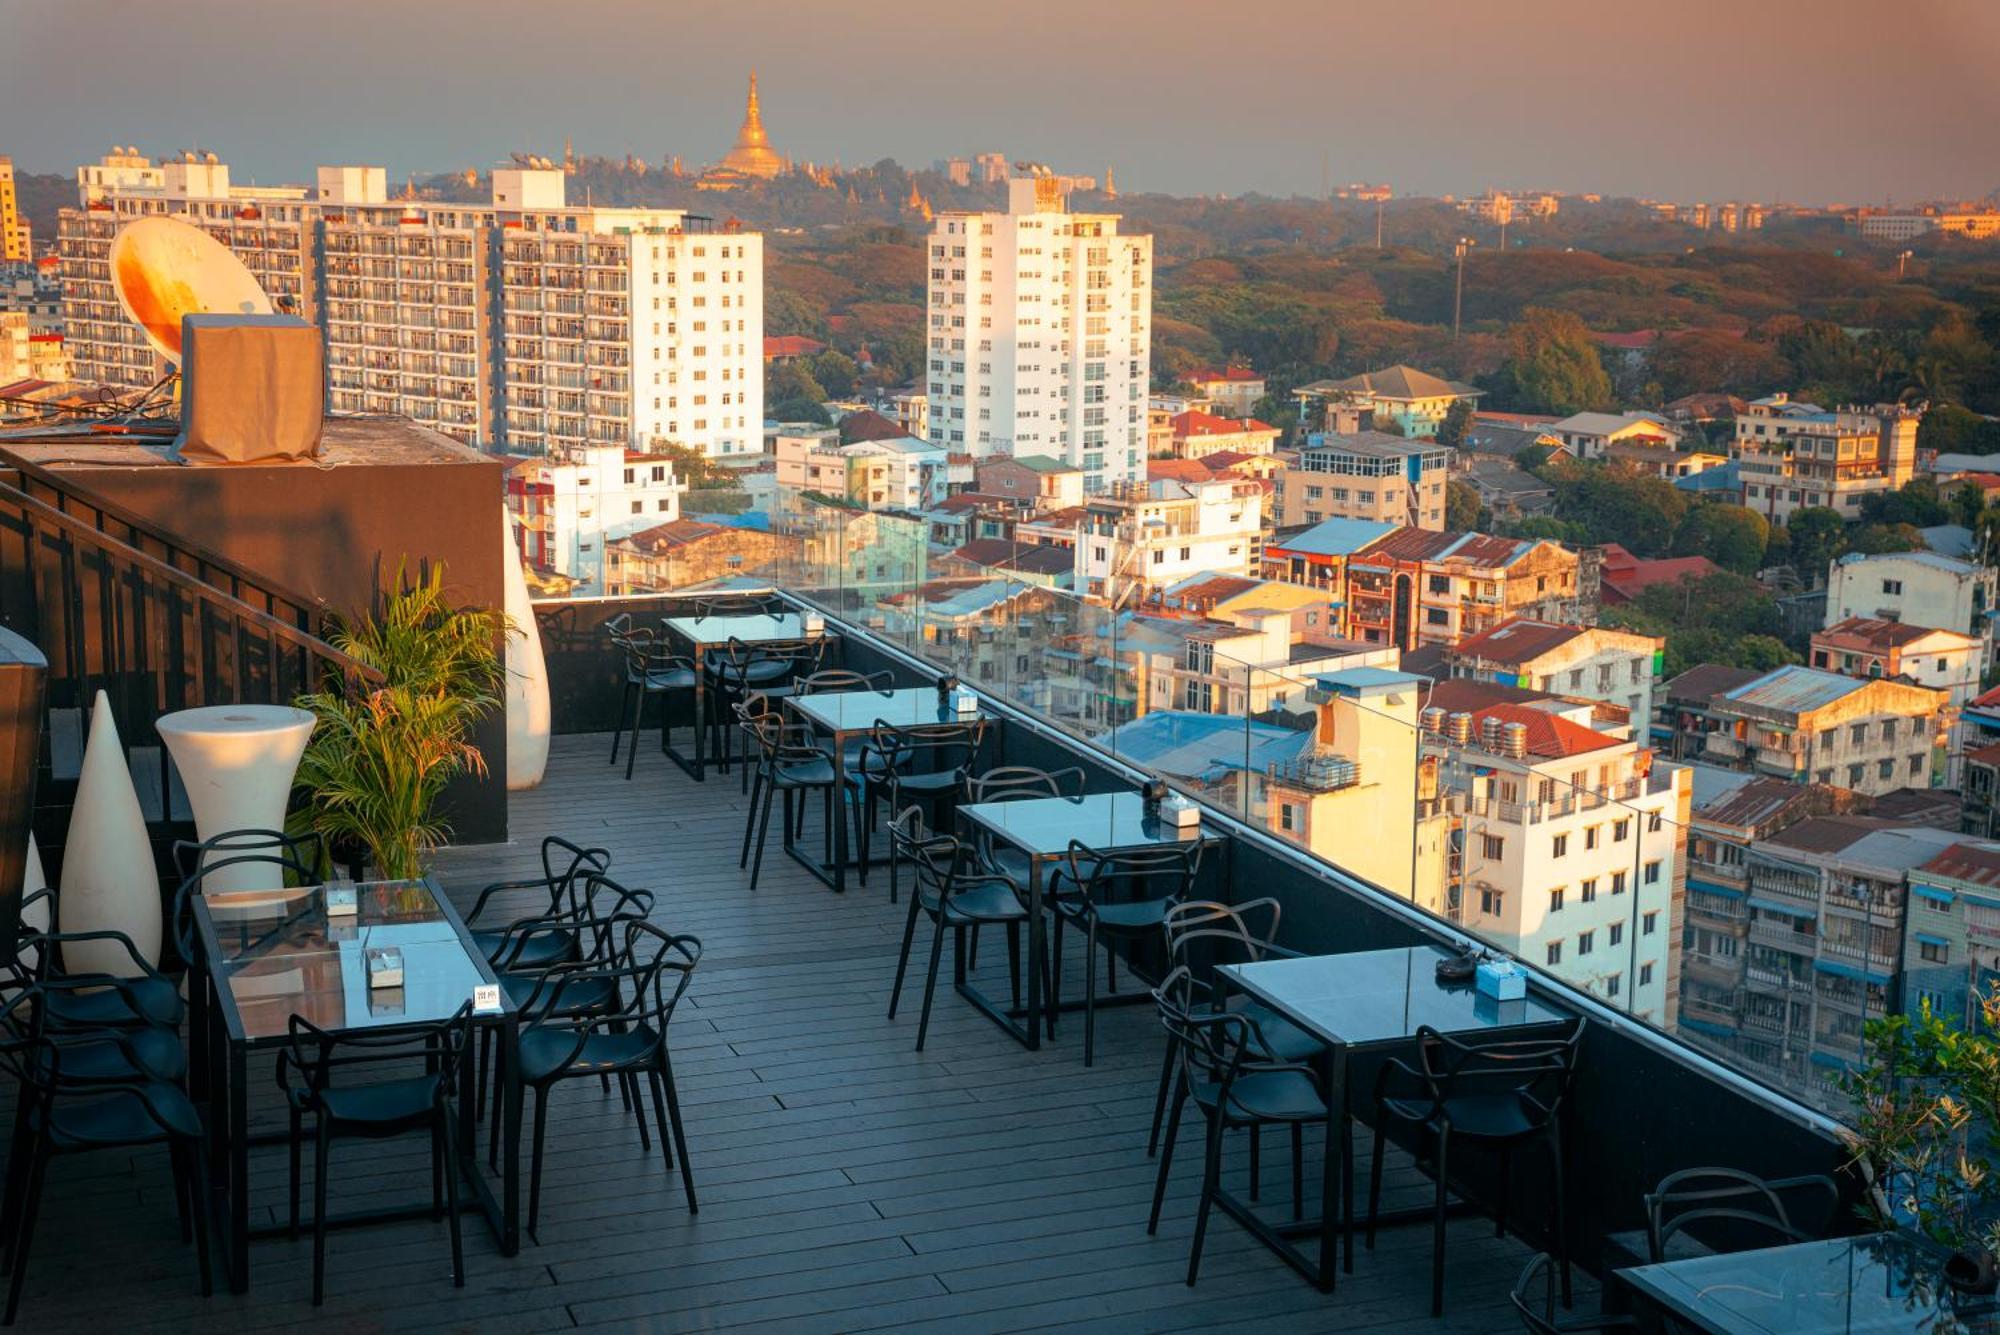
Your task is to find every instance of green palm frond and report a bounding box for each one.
[294,560,505,880]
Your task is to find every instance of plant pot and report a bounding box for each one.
[158,704,316,892]
[1948,1247,2000,1295]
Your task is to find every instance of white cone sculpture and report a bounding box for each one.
[19,832,47,970]
[60,691,161,973]
[503,506,551,790]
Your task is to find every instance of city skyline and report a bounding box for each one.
[5,0,1998,206]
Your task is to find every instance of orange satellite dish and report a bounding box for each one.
[109,216,273,364]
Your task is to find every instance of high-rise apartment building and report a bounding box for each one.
[927,172,1152,491]
[57,151,763,459]
[0,157,30,261]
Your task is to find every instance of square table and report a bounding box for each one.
[1618,1231,1989,1334]
[660,612,833,780]
[1217,946,1570,1290]
[785,686,993,894]
[190,877,520,1293]
[957,791,1223,1051]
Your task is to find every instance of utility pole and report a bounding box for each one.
[1897,249,1913,279]
[1453,237,1474,341]
[1375,195,1384,249]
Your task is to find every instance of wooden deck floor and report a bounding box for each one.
[15,732,1534,1333]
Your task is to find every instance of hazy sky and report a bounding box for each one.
[6,0,1998,204]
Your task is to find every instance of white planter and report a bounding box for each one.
[60,691,161,972]
[158,703,316,892]
[503,506,551,790]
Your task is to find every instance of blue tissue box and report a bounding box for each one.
[1476,957,1526,1001]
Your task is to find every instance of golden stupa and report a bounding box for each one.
[715,72,787,180]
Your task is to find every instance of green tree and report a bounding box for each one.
[1445,480,1481,531]
[1435,397,1475,449]
[1917,402,2000,457]
[1502,307,1612,415]
[764,288,829,340]
[1672,504,1770,575]
[805,350,858,399]
[1549,463,1688,555]
[1782,507,1846,585]
[1848,522,1927,555]
[1859,476,1950,528]
[767,360,830,424]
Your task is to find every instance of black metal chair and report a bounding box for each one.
[794,669,894,697]
[741,714,843,891]
[0,993,212,1325]
[1368,1016,1587,1317]
[693,592,778,618]
[707,636,826,775]
[885,809,1033,1052]
[1643,1167,1840,1263]
[608,625,698,780]
[957,766,1086,974]
[462,836,612,974]
[1150,900,1324,1160]
[514,921,702,1235]
[851,718,988,902]
[1512,1252,1637,1334]
[1050,839,1202,1066]
[1146,966,1332,1287]
[276,1003,475,1305]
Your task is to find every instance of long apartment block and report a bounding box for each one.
[57,151,762,458]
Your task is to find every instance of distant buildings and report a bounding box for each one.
[926,172,1153,491]
[1824,550,1996,650]
[1292,366,1480,439]
[774,431,946,512]
[1279,431,1453,530]
[1854,211,2000,242]
[1167,409,1280,459]
[1695,665,1949,797]
[506,444,686,594]
[1547,411,1678,461]
[0,157,28,261]
[1076,472,1263,600]
[1809,617,1983,708]
[1446,619,1664,737]
[1731,393,1918,522]
[697,74,791,190]
[1180,366,1266,418]
[59,149,764,459]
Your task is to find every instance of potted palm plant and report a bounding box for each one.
[294,562,505,880]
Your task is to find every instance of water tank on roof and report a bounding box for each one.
[1501,722,1529,759]
[1480,716,1506,752]
[1421,706,1447,736]
[1445,712,1474,747]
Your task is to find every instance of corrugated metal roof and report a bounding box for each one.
[1269,517,1399,558]
[1722,665,1864,715]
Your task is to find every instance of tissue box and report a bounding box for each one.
[953,689,979,715]
[324,880,359,917]
[803,612,826,635]
[1166,799,1202,830]
[1475,957,1526,1001]
[365,946,404,990]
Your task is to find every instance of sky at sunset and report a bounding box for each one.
[6,0,1998,204]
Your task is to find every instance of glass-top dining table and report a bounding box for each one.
[189,877,521,1293]
[659,611,834,781]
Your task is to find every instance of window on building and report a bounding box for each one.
[1550,887,1565,913]
[1647,811,1662,833]
[1614,819,1630,842]
[1610,921,1624,946]
[1481,834,1505,859]
[1546,941,1562,966]
[1279,803,1296,832]
[1643,860,1661,885]
[1882,579,1903,595]
[1480,888,1504,915]
[1580,878,1597,903]
[1612,870,1628,895]
[1585,826,1600,851]
[1605,972,1622,999]
[1578,930,1595,956]
[1920,940,1949,964]
[1552,834,1568,858]
[1639,962,1653,987]
[1642,911,1658,935]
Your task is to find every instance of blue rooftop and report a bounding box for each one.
[1674,462,1740,494]
[1314,666,1430,696]
[1274,517,1398,558]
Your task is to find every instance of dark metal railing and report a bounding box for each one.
[0,468,383,815]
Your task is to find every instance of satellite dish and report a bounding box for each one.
[109,216,273,365]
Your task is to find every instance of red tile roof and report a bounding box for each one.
[1598,547,1720,602]
[1353,527,1465,565]
[1450,618,1586,665]
[1917,843,2000,889]
[1171,409,1278,439]
[1198,449,1255,469]
[1813,617,1955,653]
[1590,329,1660,351]
[1187,366,1264,384]
[762,334,826,359]
[1147,459,1216,484]
[1471,702,1622,759]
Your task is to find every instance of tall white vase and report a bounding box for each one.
[157,703,316,891]
[60,691,160,973]
[19,832,47,970]
[503,506,551,790]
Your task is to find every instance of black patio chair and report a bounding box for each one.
[1512,1252,1637,1334]
[794,669,894,697]
[608,625,698,780]
[515,921,703,1235]
[956,765,1086,973]
[0,993,211,1325]
[741,714,843,891]
[1368,1016,1587,1317]
[1050,839,1202,1066]
[462,836,613,974]
[885,809,1032,1052]
[276,1003,475,1305]
[850,718,988,902]
[1146,966,1332,1287]
[693,592,778,618]
[1643,1167,1840,1263]
[708,636,825,774]
[1150,900,1323,1165]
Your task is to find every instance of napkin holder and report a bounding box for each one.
[365,946,404,990]
[803,611,826,635]
[1163,795,1201,829]
[952,688,979,715]
[1475,956,1527,1002]
[368,988,406,1018]
[324,879,359,917]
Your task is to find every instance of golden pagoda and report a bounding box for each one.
[716,72,787,180]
